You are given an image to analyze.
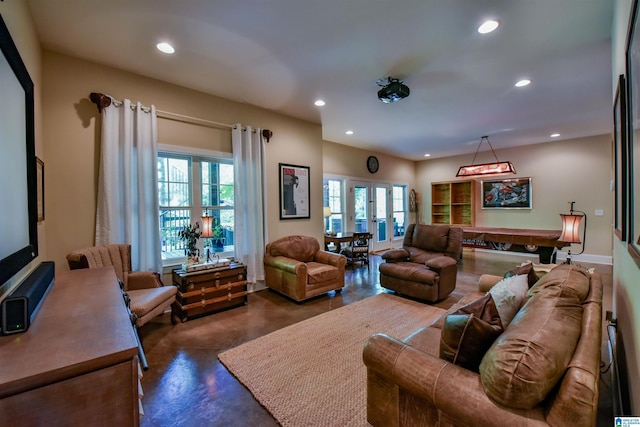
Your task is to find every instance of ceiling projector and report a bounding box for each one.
[377,78,410,103]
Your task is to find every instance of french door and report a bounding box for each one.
[350,181,391,252]
[372,183,391,252]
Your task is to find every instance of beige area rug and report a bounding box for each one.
[218,293,444,426]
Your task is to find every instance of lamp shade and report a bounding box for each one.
[456,136,516,177]
[323,206,332,218]
[456,161,516,177]
[201,215,213,238]
[558,213,583,243]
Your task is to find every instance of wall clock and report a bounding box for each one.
[367,156,379,173]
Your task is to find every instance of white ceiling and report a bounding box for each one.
[26,0,613,160]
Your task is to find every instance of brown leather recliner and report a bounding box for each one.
[264,235,347,302]
[379,224,463,302]
[67,244,178,327]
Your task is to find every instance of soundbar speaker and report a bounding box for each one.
[1,261,55,335]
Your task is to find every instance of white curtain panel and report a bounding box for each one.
[232,124,267,286]
[95,98,162,273]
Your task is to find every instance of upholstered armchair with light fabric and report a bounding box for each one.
[264,235,347,302]
[67,244,178,327]
[379,223,463,302]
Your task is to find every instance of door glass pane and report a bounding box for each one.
[376,187,387,242]
[354,185,368,232]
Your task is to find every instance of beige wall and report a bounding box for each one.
[0,1,45,297]
[323,141,416,185]
[416,134,613,260]
[613,0,640,413]
[41,51,331,269]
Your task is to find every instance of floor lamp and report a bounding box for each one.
[558,201,587,264]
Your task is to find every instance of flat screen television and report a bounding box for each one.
[0,14,38,286]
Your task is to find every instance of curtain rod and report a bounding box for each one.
[89,92,272,140]
[89,92,233,131]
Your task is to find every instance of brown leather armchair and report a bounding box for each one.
[67,244,178,327]
[264,235,347,302]
[379,224,462,302]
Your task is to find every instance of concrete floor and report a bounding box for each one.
[138,250,613,427]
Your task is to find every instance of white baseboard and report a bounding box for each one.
[469,248,612,265]
[555,251,612,265]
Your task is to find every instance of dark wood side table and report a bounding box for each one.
[172,263,248,321]
[324,232,355,253]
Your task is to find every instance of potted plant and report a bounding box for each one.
[211,219,226,252]
[178,222,202,262]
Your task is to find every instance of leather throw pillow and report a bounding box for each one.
[504,262,539,288]
[439,293,503,372]
[488,274,529,328]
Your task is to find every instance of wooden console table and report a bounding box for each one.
[0,267,140,426]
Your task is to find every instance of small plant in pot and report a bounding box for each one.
[211,219,226,252]
[178,222,202,263]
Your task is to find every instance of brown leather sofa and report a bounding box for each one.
[363,264,603,426]
[379,224,463,302]
[264,235,347,302]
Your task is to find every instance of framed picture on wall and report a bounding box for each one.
[626,0,640,264]
[481,177,532,209]
[614,74,628,241]
[279,163,310,220]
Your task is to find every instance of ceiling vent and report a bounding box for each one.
[377,77,410,104]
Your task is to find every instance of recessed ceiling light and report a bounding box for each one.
[515,79,531,87]
[345,130,354,135]
[478,20,500,34]
[314,100,326,106]
[550,133,560,138]
[424,154,431,157]
[157,42,175,54]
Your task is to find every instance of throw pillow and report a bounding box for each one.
[527,264,591,302]
[439,293,503,372]
[479,284,584,409]
[504,262,538,288]
[488,274,529,328]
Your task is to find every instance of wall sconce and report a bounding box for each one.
[456,136,516,177]
[558,201,587,264]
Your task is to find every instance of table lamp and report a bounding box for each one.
[201,212,213,262]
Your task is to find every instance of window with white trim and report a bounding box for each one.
[323,178,344,233]
[392,185,407,237]
[158,152,234,261]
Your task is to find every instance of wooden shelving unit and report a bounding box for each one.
[431,180,476,226]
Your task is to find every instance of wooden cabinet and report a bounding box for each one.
[173,263,248,321]
[431,180,476,226]
[0,267,140,426]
